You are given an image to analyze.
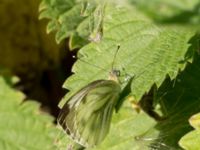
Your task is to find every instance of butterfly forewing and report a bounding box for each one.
[58,80,121,147]
[58,85,91,137]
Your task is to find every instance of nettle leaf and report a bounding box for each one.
[179,113,200,150]
[39,0,78,43]
[0,76,69,150]
[130,0,200,24]
[153,53,200,149]
[39,0,99,48]
[91,101,159,150]
[91,49,200,150]
[43,1,199,149]
[60,4,195,107]
[57,4,197,149]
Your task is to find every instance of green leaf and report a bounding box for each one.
[152,53,200,149]
[179,113,200,150]
[189,113,200,130]
[60,5,195,107]
[91,102,158,150]
[37,2,200,149]
[69,32,88,50]
[131,0,200,24]
[0,76,69,150]
[87,49,200,150]
[39,0,78,43]
[57,6,197,149]
[58,99,171,150]
[39,0,97,45]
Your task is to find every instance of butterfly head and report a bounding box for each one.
[108,69,120,82]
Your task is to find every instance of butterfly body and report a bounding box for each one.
[58,78,121,147]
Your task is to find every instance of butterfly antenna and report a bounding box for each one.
[73,55,108,73]
[111,45,121,70]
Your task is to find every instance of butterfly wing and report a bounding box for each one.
[58,80,121,147]
[58,80,99,137]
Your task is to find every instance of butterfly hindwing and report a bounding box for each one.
[58,80,121,147]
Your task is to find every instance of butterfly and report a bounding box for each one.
[57,46,126,148]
